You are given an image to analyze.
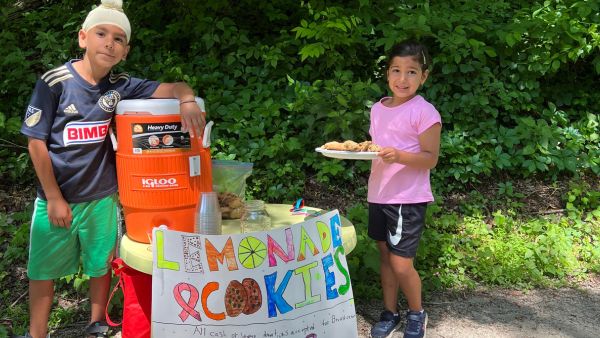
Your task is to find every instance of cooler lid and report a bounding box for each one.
[116,97,205,115]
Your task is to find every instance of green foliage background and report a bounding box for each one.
[0,0,599,332]
[1,0,598,195]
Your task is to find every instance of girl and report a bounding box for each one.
[368,40,441,338]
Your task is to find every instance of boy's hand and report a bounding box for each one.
[47,197,73,228]
[150,82,206,138]
[180,101,206,138]
[378,147,400,163]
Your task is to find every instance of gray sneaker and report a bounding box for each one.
[371,310,401,338]
[12,333,50,338]
[84,321,109,337]
[403,310,428,338]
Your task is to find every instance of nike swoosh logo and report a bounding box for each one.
[388,205,403,245]
[389,230,401,245]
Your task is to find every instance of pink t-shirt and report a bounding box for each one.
[368,95,441,204]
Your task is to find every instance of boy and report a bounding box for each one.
[18,1,205,337]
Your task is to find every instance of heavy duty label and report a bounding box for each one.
[131,122,191,154]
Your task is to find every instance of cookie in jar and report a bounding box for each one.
[218,192,244,219]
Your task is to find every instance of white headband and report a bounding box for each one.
[82,0,131,43]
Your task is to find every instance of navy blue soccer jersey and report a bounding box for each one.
[21,60,160,203]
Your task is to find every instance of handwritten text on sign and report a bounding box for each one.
[152,210,358,338]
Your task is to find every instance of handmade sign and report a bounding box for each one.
[152,210,358,338]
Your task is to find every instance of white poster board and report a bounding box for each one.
[151,210,358,338]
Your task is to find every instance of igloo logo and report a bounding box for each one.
[141,177,178,188]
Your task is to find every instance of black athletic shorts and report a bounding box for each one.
[368,202,427,258]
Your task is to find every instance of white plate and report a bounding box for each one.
[315,147,379,160]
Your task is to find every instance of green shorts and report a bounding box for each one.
[27,194,118,280]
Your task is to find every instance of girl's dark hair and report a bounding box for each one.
[386,40,430,71]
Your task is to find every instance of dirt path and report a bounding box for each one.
[43,276,600,338]
[355,275,600,338]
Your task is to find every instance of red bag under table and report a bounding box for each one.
[107,258,152,338]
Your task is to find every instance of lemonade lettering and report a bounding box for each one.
[155,213,349,321]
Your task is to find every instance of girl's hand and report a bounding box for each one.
[180,101,206,138]
[378,147,400,163]
[47,197,72,229]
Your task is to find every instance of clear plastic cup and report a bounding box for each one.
[194,192,222,235]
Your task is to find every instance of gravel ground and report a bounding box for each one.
[355,275,600,338]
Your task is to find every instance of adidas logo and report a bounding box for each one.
[64,104,78,115]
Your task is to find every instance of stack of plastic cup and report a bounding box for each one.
[194,192,222,235]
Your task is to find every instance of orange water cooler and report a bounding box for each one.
[114,98,212,243]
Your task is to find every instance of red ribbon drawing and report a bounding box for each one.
[173,282,202,322]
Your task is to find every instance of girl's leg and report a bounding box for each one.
[29,279,53,338]
[389,255,422,311]
[89,272,111,323]
[377,241,400,312]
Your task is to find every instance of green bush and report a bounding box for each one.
[417,210,600,290]
[1,0,598,199]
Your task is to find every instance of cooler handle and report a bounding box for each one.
[109,127,117,151]
[202,121,214,148]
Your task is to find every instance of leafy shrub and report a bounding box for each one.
[564,179,600,220]
[1,0,598,198]
[421,211,598,288]
[345,203,381,298]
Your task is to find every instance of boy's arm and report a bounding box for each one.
[28,137,72,228]
[378,123,442,169]
[151,82,205,138]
